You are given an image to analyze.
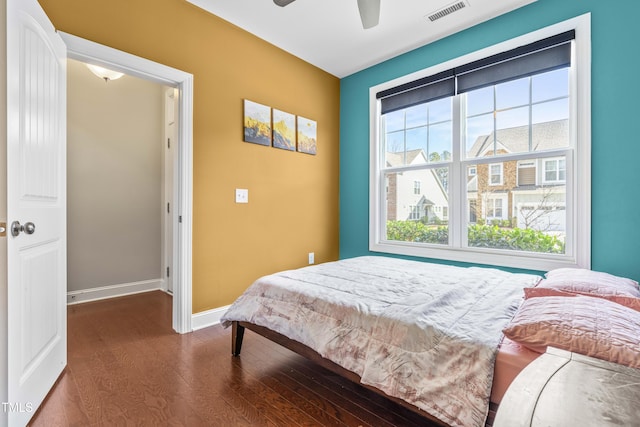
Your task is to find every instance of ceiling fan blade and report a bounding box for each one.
[273,0,296,6]
[357,0,380,29]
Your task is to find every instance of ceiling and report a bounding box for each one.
[186,0,536,78]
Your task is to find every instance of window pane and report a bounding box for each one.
[466,86,493,116]
[532,68,569,103]
[467,155,566,254]
[466,113,493,158]
[405,104,428,128]
[406,127,428,164]
[532,98,569,124]
[428,122,452,162]
[494,106,530,155]
[429,97,452,123]
[496,77,529,110]
[385,168,449,245]
[384,130,405,165]
[544,160,557,181]
[543,157,566,183]
[490,164,503,185]
[384,110,405,133]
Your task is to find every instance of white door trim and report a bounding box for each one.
[59,32,194,334]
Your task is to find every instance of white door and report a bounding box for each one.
[6,0,67,425]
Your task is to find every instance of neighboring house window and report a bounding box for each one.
[409,205,420,220]
[489,163,503,186]
[517,161,536,186]
[544,158,566,183]
[486,197,505,219]
[369,16,591,271]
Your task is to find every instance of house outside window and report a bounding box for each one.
[369,16,591,271]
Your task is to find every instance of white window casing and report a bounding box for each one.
[368,14,591,271]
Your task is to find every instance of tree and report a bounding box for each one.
[515,186,563,232]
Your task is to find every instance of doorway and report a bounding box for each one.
[66,58,173,305]
[59,31,194,333]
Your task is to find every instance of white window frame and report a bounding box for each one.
[543,157,567,184]
[484,195,507,220]
[368,14,591,271]
[489,163,504,186]
[409,205,420,220]
[414,180,421,194]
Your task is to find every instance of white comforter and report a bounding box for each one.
[221,256,540,427]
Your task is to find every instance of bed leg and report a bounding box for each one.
[231,321,245,356]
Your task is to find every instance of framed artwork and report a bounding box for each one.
[272,109,296,151]
[243,99,271,146]
[297,116,317,155]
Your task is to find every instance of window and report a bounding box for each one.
[409,205,420,220]
[544,158,566,183]
[517,161,536,186]
[489,164,503,186]
[414,180,421,194]
[369,16,591,271]
[487,198,503,219]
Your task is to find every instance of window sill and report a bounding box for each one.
[369,241,586,272]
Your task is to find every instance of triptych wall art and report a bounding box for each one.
[243,99,317,155]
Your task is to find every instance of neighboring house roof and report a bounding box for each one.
[467,119,568,158]
[386,148,449,202]
[386,148,426,167]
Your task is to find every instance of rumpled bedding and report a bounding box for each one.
[221,256,540,427]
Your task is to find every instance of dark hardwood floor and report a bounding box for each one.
[30,291,438,426]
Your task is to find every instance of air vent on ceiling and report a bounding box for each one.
[427,1,467,22]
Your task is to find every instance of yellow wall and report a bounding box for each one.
[38,0,341,313]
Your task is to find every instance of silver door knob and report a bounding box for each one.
[11,221,35,237]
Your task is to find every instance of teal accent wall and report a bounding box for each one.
[340,0,640,279]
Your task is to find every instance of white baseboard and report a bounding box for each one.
[67,279,163,305]
[191,305,230,331]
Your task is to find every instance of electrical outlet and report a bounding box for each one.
[308,252,315,265]
[235,188,248,204]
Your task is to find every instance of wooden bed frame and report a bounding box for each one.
[231,321,500,426]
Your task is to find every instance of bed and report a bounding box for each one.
[221,256,640,427]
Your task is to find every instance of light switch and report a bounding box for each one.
[235,188,248,203]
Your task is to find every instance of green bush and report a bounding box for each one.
[467,224,565,253]
[387,221,565,254]
[386,221,448,245]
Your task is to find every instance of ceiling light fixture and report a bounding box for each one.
[86,64,124,82]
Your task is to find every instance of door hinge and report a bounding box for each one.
[0,222,6,237]
[179,215,182,223]
[166,266,170,278]
[167,137,171,149]
[167,202,170,214]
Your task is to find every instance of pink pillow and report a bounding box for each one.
[503,295,640,369]
[524,287,640,313]
[542,268,640,297]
